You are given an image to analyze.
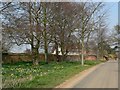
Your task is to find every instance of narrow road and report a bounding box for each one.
[74,60,118,88]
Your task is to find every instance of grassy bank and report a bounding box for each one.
[2,60,101,88]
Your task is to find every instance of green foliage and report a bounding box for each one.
[84,60,101,65]
[2,60,101,88]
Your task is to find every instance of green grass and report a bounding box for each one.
[2,60,101,88]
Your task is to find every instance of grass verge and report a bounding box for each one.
[2,60,102,88]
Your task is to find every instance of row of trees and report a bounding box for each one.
[1,2,114,65]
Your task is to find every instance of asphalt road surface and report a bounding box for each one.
[74,60,118,88]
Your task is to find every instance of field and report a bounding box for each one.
[2,60,101,88]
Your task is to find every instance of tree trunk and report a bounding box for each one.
[55,41,60,62]
[61,46,64,61]
[61,43,66,61]
[81,18,85,66]
[43,3,48,64]
[28,3,39,65]
[32,47,39,65]
[81,42,84,66]
[61,46,68,61]
[44,43,48,64]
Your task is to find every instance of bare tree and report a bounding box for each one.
[0,2,12,13]
[2,2,43,65]
[48,2,78,61]
[1,2,109,65]
[74,2,105,65]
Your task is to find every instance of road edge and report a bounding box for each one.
[55,62,105,88]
